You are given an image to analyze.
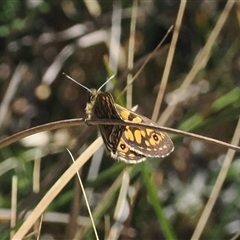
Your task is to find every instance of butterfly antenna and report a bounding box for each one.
[63,72,92,94]
[98,73,116,91]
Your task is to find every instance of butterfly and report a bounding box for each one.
[64,73,174,163]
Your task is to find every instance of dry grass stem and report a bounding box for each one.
[107,168,131,240]
[33,151,41,193]
[0,64,27,126]
[119,27,173,99]
[75,170,126,238]
[12,137,103,239]
[191,116,240,239]
[1,118,240,153]
[10,176,17,239]
[126,0,138,109]
[158,0,235,126]
[0,119,85,149]
[67,149,99,240]
[36,215,43,240]
[152,0,187,122]
[108,1,122,74]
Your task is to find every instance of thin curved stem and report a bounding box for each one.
[0,118,239,152]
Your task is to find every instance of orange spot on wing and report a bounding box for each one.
[140,130,146,137]
[149,137,157,146]
[120,110,130,120]
[146,129,153,136]
[132,116,142,123]
[134,130,142,144]
[145,140,150,146]
[126,128,134,141]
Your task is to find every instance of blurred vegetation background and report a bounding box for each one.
[0,0,240,239]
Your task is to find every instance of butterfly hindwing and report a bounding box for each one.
[115,104,174,158]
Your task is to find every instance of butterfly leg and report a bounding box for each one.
[84,117,92,126]
[85,117,100,126]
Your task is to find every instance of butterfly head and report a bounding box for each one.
[88,88,98,102]
[86,89,99,118]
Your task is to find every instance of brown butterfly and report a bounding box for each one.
[65,74,174,163]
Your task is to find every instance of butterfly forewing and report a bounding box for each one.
[89,92,125,153]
